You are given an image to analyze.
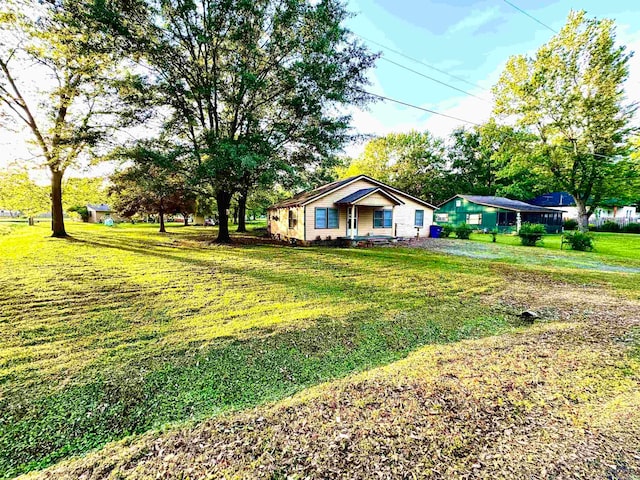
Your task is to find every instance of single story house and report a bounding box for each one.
[87,204,113,223]
[528,192,638,226]
[267,175,436,243]
[436,195,563,233]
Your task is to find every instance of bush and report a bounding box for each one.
[563,219,578,231]
[564,231,594,251]
[622,223,640,234]
[455,223,473,239]
[441,224,454,238]
[518,222,545,246]
[598,221,621,232]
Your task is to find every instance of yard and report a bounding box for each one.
[1,222,639,479]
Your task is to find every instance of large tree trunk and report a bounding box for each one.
[575,198,590,232]
[50,169,67,237]
[159,208,166,233]
[236,192,247,233]
[216,190,232,243]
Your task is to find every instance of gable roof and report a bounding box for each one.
[87,204,112,212]
[440,195,561,213]
[269,175,437,210]
[528,192,576,207]
[335,187,403,206]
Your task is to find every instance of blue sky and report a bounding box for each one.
[2,0,640,179]
[344,0,640,154]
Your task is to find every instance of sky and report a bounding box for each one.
[343,0,640,154]
[1,0,640,182]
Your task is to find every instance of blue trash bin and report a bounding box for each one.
[429,225,443,238]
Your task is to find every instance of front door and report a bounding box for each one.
[347,208,358,237]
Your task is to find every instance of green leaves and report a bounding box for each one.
[492,10,635,227]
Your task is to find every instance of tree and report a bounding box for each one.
[447,122,554,201]
[95,0,376,243]
[0,1,119,237]
[493,10,636,230]
[109,146,196,233]
[63,177,108,213]
[339,131,449,204]
[0,170,49,222]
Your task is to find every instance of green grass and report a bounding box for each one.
[470,230,640,260]
[1,222,639,477]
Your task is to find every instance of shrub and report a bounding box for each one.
[518,223,545,246]
[563,219,578,231]
[441,224,454,238]
[622,223,640,234]
[598,221,621,232]
[455,223,473,239]
[564,231,594,251]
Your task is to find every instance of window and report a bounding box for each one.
[466,213,482,225]
[415,210,424,227]
[435,213,449,223]
[455,199,462,207]
[374,209,392,228]
[314,207,339,229]
[328,208,339,228]
[288,209,297,229]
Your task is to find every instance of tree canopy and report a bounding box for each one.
[0,0,122,236]
[94,0,377,242]
[493,10,636,230]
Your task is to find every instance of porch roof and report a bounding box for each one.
[334,187,403,206]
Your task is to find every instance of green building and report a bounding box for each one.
[435,195,563,233]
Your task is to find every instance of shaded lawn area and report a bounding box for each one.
[1,222,639,477]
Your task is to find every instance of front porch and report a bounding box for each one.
[334,187,403,239]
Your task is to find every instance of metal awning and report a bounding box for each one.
[335,187,403,206]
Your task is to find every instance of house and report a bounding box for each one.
[267,175,436,243]
[87,204,113,223]
[436,195,563,233]
[528,192,638,226]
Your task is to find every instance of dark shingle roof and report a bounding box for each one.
[87,204,112,212]
[335,187,403,205]
[459,195,561,213]
[528,192,576,207]
[269,177,359,208]
[269,175,437,210]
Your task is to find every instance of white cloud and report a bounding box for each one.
[447,7,500,35]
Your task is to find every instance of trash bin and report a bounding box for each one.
[429,225,443,238]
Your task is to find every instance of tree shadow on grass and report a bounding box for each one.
[0,303,520,478]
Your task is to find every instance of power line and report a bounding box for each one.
[502,0,557,34]
[358,89,626,160]
[358,89,481,127]
[378,57,489,102]
[354,33,488,92]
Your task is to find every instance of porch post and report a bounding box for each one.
[516,212,522,232]
[350,204,356,239]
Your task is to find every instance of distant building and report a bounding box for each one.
[528,192,638,225]
[436,195,563,233]
[87,204,113,223]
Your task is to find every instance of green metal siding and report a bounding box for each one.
[434,197,562,233]
[435,197,502,231]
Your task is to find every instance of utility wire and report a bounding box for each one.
[358,89,625,160]
[358,89,481,127]
[355,33,488,92]
[502,0,557,34]
[378,57,489,102]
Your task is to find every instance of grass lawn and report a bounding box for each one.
[470,230,640,260]
[2,222,639,478]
